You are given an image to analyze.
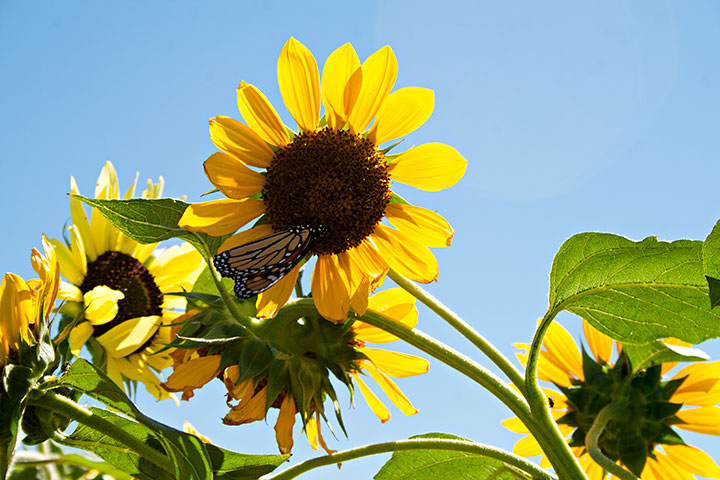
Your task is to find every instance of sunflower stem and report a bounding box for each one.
[26,391,174,475]
[586,404,639,480]
[260,438,556,480]
[201,252,255,332]
[525,310,589,480]
[388,269,527,396]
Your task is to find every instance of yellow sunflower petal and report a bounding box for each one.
[277,37,320,133]
[672,384,720,407]
[537,350,576,388]
[367,87,434,145]
[69,177,97,261]
[361,348,428,378]
[371,224,438,283]
[352,372,390,423]
[674,406,720,435]
[652,453,696,480]
[105,356,123,388]
[96,316,160,358]
[178,198,264,236]
[83,286,124,325]
[362,362,418,416]
[543,321,584,382]
[664,444,720,478]
[274,395,297,454]
[90,162,120,254]
[347,46,397,134]
[513,435,544,457]
[354,290,417,343]
[217,224,275,253]
[311,255,350,322]
[48,238,84,286]
[321,43,360,130]
[501,417,530,434]
[236,82,290,148]
[146,243,204,294]
[208,116,275,168]
[163,355,222,391]
[349,240,388,290]
[671,361,720,396]
[256,263,300,319]
[305,415,320,450]
[203,152,266,200]
[58,281,83,302]
[583,320,613,364]
[69,322,94,356]
[184,421,212,444]
[388,143,467,191]
[337,250,369,317]
[384,203,454,248]
[223,386,267,425]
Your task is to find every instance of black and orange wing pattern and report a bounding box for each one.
[213,225,324,299]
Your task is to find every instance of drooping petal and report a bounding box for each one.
[352,372,390,423]
[277,37,320,133]
[361,348,428,378]
[321,43,360,130]
[163,355,222,393]
[346,46,397,134]
[311,255,350,322]
[388,143,467,191]
[178,198,264,236]
[513,435,544,457]
[583,320,613,364]
[209,116,275,169]
[256,263,300,318]
[48,238,85,286]
[354,289,417,343]
[362,362,418,416]
[367,87,434,145]
[338,250,369,317]
[217,224,275,253]
[69,322,94,356]
[674,407,720,435]
[350,240,388,290]
[223,367,255,400]
[203,152,266,200]
[274,395,297,454]
[384,203,454,248]
[83,286,124,325]
[663,444,720,478]
[236,82,291,148]
[116,354,176,403]
[223,386,267,425]
[58,281,83,302]
[371,224,438,283]
[96,316,160,358]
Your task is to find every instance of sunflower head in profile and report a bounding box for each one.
[51,162,205,401]
[0,236,59,371]
[179,37,466,322]
[162,288,428,454]
[504,320,720,479]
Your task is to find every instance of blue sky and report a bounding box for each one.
[1,1,719,478]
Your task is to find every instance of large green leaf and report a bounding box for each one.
[703,219,720,308]
[374,434,526,480]
[549,233,720,344]
[204,444,286,480]
[623,341,709,373]
[73,195,230,256]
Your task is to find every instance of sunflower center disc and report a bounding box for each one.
[262,128,391,255]
[80,251,163,336]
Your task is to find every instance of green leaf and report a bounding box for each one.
[623,341,709,372]
[705,276,720,309]
[192,266,236,297]
[204,444,286,480]
[73,195,230,256]
[55,360,212,480]
[702,219,720,308]
[548,233,720,344]
[375,433,525,480]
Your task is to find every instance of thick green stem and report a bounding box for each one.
[201,252,255,331]
[260,438,556,480]
[525,311,588,480]
[586,404,639,480]
[26,391,173,474]
[388,269,527,395]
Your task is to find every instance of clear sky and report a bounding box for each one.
[1,1,719,478]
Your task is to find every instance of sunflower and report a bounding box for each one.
[51,162,205,401]
[179,37,465,322]
[0,236,59,368]
[503,320,720,479]
[162,288,428,454]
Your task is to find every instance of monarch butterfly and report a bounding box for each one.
[213,225,326,299]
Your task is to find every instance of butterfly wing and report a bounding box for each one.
[214,227,316,299]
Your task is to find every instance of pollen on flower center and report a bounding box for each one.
[80,251,163,336]
[262,128,392,255]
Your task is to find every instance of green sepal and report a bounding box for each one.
[655,424,686,446]
[581,348,603,383]
[645,401,683,420]
[661,376,687,399]
[618,434,647,477]
[237,339,273,385]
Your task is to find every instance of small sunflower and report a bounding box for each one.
[503,320,720,479]
[162,288,428,454]
[179,37,465,322]
[0,236,59,368]
[51,162,205,401]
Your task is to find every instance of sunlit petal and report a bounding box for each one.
[371,225,438,283]
[209,116,275,168]
[237,82,290,148]
[347,46,397,134]
[217,224,275,253]
[321,43,360,129]
[352,372,390,423]
[69,322,94,356]
[203,152,266,199]
[274,395,297,454]
[178,198,264,236]
[278,37,320,132]
[385,203,454,248]
[388,143,467,191]
[256,263,300,318]
[583,320,613,364]
[367,87,434,145]
[96,316,160,358]
[664,444,720,478]
[311,255,350,322]
[362,361,418,416]
[361,348,428,378]
[674,407,720,435]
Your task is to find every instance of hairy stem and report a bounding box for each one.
[586,404,639,480]
[261,438,556,480]
[27,391,173,474]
